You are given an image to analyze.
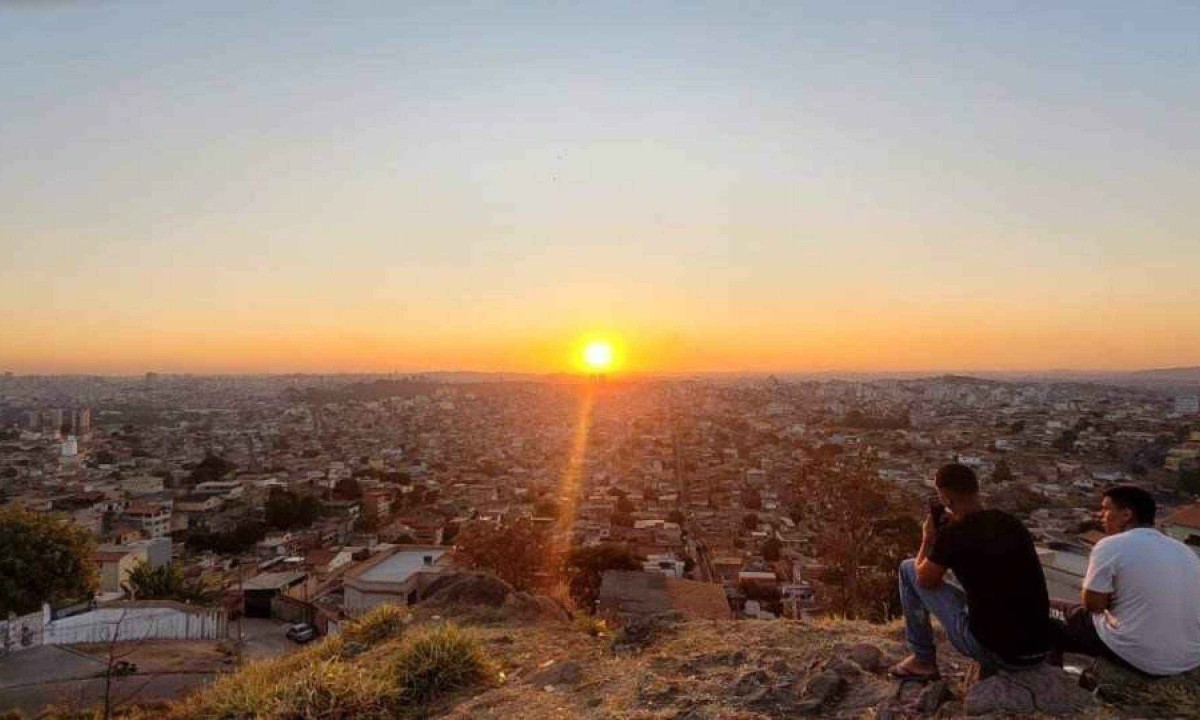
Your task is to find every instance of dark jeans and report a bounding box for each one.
[1047,601,1152,676]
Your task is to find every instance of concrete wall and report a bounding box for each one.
[0,607,48,655]
[42,605,227,645]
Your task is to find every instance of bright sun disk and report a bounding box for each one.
[583,340,614,371]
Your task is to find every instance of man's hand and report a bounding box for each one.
[922,513,938,544]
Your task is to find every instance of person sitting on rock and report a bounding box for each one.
[1049,485,1200,677]
[891,463,1051,679]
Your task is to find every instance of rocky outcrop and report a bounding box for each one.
[964,663,1093,716]
[419,571,515,607]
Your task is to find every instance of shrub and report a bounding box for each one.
[392,624,494,705]
[341,604,411,647]
[574,614,608,637]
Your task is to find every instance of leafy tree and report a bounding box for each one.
[189,454,235,485]
[123,562,213,603]
[333,476,363,501]
[1053,429,1078,454]
[667,510,685,525]
[741,513,759,532]
[742,489,763,510]
[761,536,783,562]
[615,495,636,514]
[797,460,920,621]
[264,490,322,530]
[565,544,643,610]
[0,506,98,614]
[186,519,266,554]
[454,518,549,591]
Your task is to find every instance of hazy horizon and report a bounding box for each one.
[3,2,1199,375]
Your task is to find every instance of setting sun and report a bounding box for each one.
[582,340,614,372]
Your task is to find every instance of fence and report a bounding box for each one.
[45,604,228,645]
[2,602,227,652]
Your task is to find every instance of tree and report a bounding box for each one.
[1053,429,1078,454]
[762,536,783,562]
[0,506,98,615]
[454,518,549,591]
[123,562,213,604]
[797,460,920,621]
[741,513,759,532]
[188,454,235,485]
[667,510,685,525]
[264,490,321,530]
[742,489,763,510]
[333,476,363,501]
[565,544,643,610]
[615,495,636,514]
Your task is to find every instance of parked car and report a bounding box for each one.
[285,622,317,644]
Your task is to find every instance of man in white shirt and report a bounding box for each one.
[1049,486,1200,676]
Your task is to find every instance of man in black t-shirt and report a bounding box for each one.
[890,463,1051,679]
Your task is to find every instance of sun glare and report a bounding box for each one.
[583,340,614,371]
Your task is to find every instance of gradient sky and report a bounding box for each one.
[2,2,1198,374]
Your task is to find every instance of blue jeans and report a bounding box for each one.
[898,558,1008,671]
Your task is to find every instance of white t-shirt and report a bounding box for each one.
[1084,527,1200,675]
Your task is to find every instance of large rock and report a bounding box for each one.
[528,659,584,688]
[502,591,570,622]
[418,571,515,608]
[1082,657,1200,717]
[965,664,1092,716]
[848,643,884,673]
[796,670,847,714]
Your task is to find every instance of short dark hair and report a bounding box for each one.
[1103,485,1156,525]
[935,463,979,494]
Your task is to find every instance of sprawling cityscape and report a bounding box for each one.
[3,370,1199,714]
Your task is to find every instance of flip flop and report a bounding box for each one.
[888,660,940,681]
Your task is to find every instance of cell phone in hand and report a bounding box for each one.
[928,498,947,527]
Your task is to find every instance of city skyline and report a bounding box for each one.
[3,2,1199,375]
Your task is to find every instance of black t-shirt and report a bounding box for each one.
[928,509,1050,665]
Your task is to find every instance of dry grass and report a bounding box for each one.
[340,603,411,647]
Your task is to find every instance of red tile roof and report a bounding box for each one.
[1165,504,1200,530]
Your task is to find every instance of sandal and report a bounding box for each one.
[888,658,941,681]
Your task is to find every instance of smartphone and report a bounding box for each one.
[928,498,946,527]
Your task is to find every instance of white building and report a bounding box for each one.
[342,546,450,614]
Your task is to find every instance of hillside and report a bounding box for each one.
[55,600,1197,720]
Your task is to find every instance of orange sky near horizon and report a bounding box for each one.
[3,4,1200,376]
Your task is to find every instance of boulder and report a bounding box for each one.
[419,571,514,607]
[916,679,952,713]
[528,659,584,688]
[1082,657,1200,717]
[796,670,846,714]
[502,591,571,622]
[848,643,884,673]
[732,669,770,695]
[965,664,1091,716]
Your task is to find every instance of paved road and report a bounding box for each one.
[231,617,298,660]
[0,670,214,717]
[0,620,303,716]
